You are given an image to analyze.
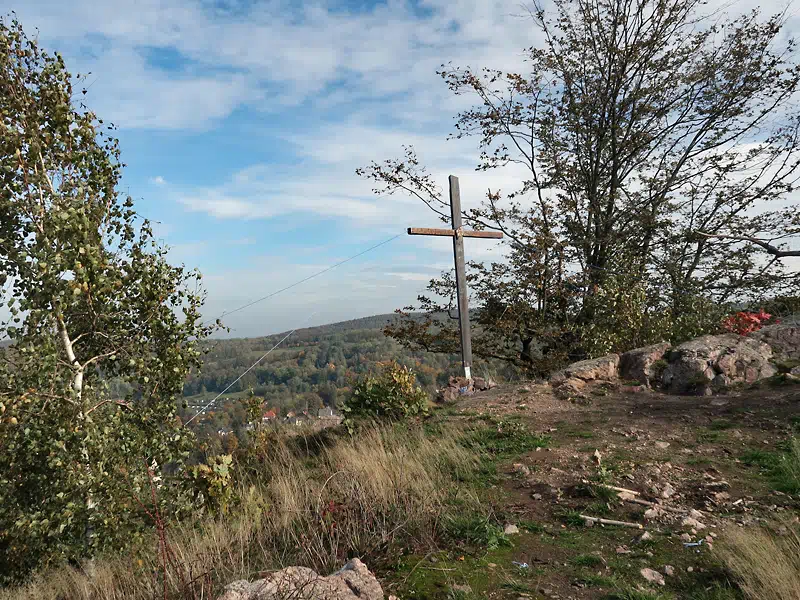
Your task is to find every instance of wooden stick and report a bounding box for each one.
[581,480,640,496]
[581,515,643,529]
[617,494,685,514]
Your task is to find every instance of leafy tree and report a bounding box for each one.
[359,0,800,374]
[0,16,217,580]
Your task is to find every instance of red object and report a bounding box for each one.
[721,310,773,335]
[262,409,277,420]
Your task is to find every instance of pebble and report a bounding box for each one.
[661,482,676,499]
[680,533,692,542]
[504,524,520,535]
[644,508,661,520]
[664,565,675,576]
[655,441,671,449]
[640,567,666,586]
[682,517,706,530]
[687,566,694,573]
[640,531,653,542]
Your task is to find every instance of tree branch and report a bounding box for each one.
[696,232,800,258]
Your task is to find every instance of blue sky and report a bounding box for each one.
[2,0,797,337]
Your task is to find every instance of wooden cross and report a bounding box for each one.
[408,175,503,380]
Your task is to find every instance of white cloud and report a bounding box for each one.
[151,176,166,185]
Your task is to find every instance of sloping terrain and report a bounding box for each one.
[385,381,800,600]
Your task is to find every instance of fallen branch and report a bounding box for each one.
[617,492,685,514]
[581,480,640,496]
[581,515,643,529]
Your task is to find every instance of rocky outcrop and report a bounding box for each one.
[661,334,776,395]
[550,354,620,385]
[619,342,671,386]
[436,375,496,403]
[217,559,383,600]
[750,323,800,360]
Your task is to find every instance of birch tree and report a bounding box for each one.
[0,17,217,580]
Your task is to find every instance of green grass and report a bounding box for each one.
[741,437,800,494]
[558,509,587,527]
[571,553,604,567]
[462,419,550,458]
[603,589,675,600]
[443,513,512,551]
[519,519,547,534]
[710,419,734,431]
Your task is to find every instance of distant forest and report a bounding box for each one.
[173,313,514,441]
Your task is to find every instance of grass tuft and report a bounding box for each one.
[717,523,800,600]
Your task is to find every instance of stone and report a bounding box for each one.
[661,483,676,499]
[663,565,675,577]
[619,342,671,386]
[682,517,706,530]
[662,334,776,395]
[216,558,383,600]
[750,322,800,360]
[644,508,661,520]
[640,568,665,586]
[504,524,520,535]
[550,354,620,384]
[654,441,670,450]
[512,463,531,477]
[452,584,472,595]
[553,377,588,399]
[640,531,653,542]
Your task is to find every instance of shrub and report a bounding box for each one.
[341,361,429,429]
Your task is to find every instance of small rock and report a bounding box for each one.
[661,482,676,499]
[687,566,694,573]
[689,509,705,519]
[682,517,706,530]
[664,565,675,576]
[487,563,497,568]
[513,463,531,477]
[452,584,472,594]
[616,545,631,554]
[532,493,543,500]
[644,508,662,520]
[680,533,692,542]
[655,441,671,449]
[504,524,520,535]
[640,531,653,542]
[640,567,665,586]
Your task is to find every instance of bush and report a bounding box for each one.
[721,310,775,335]
[341,362,429,429]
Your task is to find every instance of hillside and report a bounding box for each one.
[8,378,799,600]
[179,313,502,441]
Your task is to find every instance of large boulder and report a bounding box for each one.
[217,559,383,600]
[550,354,620,385]
[662,334,777,395]
[619,342,671,386]
[750,323,800,360]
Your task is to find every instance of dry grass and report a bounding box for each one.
[717,523,800,600]
[0,425,481,600]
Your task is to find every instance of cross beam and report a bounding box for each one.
[408,175,503,380]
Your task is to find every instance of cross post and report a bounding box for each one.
[408,175,503,380]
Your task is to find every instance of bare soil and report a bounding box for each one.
[387,380,800,600]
